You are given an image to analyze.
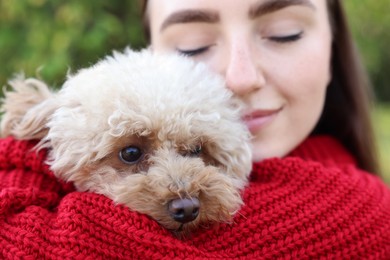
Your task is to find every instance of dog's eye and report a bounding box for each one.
[119,146,143,164]
[189,145,202,157]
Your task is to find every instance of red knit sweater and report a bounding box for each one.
[0,136,389,259]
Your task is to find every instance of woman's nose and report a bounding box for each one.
[223,43,265,96]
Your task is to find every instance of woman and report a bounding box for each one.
[143,0,378,174]
[0,0,389,259]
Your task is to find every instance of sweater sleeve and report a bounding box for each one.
[0,136,389,259]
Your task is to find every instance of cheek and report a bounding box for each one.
[277,30,332,117]
[251,34,331,160]
[281,53,329,142]
[290,58,329,104]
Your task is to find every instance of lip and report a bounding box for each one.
[242,107,282,133]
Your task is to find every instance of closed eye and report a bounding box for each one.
[268,31,303,43]
[176,46,209,57]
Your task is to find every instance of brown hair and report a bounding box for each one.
[139,0,150,43]
[315,0,379,174]
[139,0,380,175]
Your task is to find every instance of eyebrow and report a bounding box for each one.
[160,0,315,32]
[249,0,316,19]
[160,9,219,32]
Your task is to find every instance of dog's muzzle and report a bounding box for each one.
[168,198,200,224]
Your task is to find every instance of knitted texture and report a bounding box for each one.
[0,135,389,259]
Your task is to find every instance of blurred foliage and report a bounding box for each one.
[345,0,390,102]
[374,104,390,183]
[0,0,145,87]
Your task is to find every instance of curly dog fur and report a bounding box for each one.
[1,49,252,236]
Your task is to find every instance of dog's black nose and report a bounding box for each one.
[168,198,200,224]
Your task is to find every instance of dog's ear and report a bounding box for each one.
[0,77,57,140]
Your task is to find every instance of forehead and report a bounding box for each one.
[147,0,329,44]
[148,0,321,23]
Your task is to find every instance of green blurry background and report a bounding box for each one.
[0,0,389,183]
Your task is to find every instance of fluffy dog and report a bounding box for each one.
[0,49,252,236]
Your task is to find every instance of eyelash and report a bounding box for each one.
[176,31,303,57]
[268,31,303,43]
[176,46,209,57]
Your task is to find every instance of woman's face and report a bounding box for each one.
[147,0,332,161]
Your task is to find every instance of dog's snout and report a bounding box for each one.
[168,198,200,224]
